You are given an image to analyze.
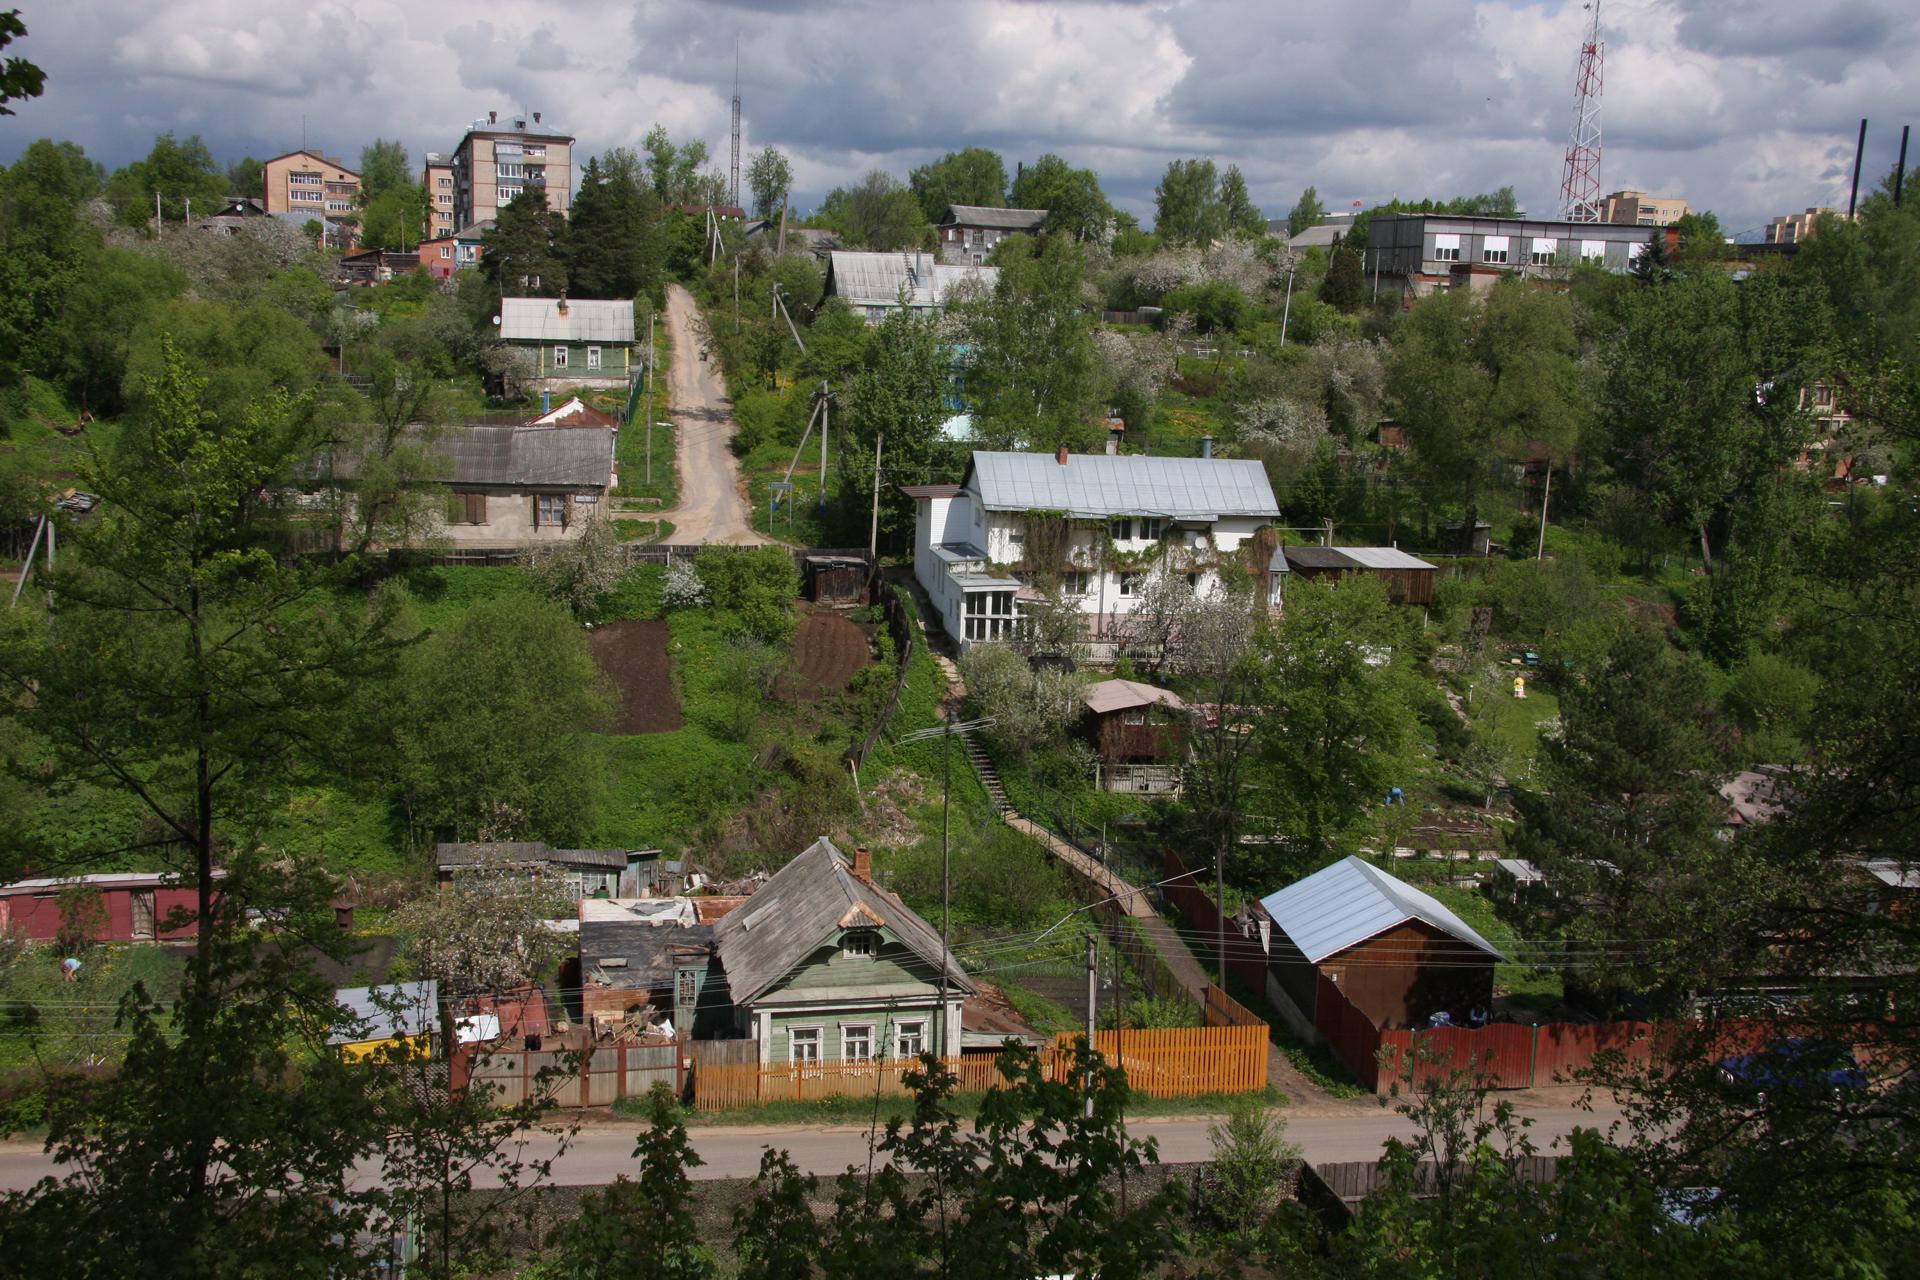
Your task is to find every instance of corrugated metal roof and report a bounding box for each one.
[1259,856,1504,964]
[436,841,630,871]
[331,981,438,1046]
[498,297,636,343]
[0,870,223,896]
[431,425,614,488]
[824,252,998,308]
[942,204,1048,231]
[714,837,974,1006]
[1080,679,1187,715]
[1339,547,1436,571]
[965,451,1279,519]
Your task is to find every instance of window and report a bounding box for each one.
[1139,518,1163,541]
[842,930,876,958]
[866,306,889,321]
[454,491,486,524]
[1481,235,1509,264]
[438,176,452,187]
[1530,237,1557,266]
[1627,241,1648,263]
[842,1024,874,1061]
[962,589,1018,641]
[535,494,567,528]
[1581,239,1606,262]
[130,890,155,942]
[1118,572,1141,597]
[289,170,322,186]
[1432,232,1461,262]
[676,970,696,1007]
[789,1026,821,1064]
[1185,572,1201,590]
[552,345,568,369]
[1122,708,1147,726]
[1063,570,1090,596]
[896,1020,925,1059]
[970,228,985,247]
[972,254,984,266]
[523,145,546,158]
[497,163,524,179]
[1108,517,1133,541]
[587,346,602,369]
[498,185,523,201]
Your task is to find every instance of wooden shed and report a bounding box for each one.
[1281,546,1437,607]
[803,555,870,606]
[0,871,222,945]
[1261,857,1501,1032]
[1078,679,1188,794]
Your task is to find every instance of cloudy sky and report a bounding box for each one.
[5,0,1917,235]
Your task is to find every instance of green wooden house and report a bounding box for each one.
[497,296,636,387]
[710,837,975,1066]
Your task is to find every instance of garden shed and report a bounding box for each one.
[803,555,870,605]
[1079,679,1189,795]
[1280,546,1437,607]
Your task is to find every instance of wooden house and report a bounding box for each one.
[0,871,221,944]
[435,842,663,900]
[1280,546,1437,607]
[1079,679,1188,795]
[497,297,637,388]
[1261,857,1501,1033]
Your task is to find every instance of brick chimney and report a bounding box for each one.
[533,111,542,124]
[488,110,497,124]
[1056,445,1069,465]
[556,294,568,315]
[851,846,873,885]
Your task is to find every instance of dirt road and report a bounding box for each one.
[652,282,767,545]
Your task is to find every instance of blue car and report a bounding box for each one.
[1717,1039,1867,1103]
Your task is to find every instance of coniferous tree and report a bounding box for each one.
[481,186,569,301]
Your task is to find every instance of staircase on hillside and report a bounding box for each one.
[961,731,1009,814]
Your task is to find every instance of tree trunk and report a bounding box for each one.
[1697,521,1714,576]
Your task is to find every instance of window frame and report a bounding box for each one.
[552,345,568,369]
[788,1025,823,1064]
[1108,517,1133,542]
[1118,571,1141,597]
[842,930,877,959]
[587,345,602,370]
[841,1023,875,1062]
[895,1019,926,1059]
[536,493,568,528]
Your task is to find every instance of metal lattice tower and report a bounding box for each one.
[1559,1,1604,223]
[729,42,742,210]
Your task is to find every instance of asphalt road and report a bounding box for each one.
[649,282,768,546]
[0,1103,1629,1190]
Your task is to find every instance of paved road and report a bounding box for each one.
[0,1103,1627,1190]
[650,282,767,546]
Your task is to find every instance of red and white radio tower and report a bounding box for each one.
[1559,1,1604,222]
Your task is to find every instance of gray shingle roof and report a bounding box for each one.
[941,204,1048,231]
[1259,857,1504,965]
[435,425,614,489]
[499,297,636,343]
[824,252,998,309]
[580,906,713,993]
[714,837,974,1006]
[436,842,629,872]
[964,451,1280,520]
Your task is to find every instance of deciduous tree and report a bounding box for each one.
[909,146,1008,223]
[746,144,793,221]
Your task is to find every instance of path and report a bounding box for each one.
[647,283,767,546]
[0,1101,1630,1189]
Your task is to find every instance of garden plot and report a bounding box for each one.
[588,620,684,734]
[786,611,875,699]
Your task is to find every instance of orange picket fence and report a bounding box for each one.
[692,1025,1268,1112]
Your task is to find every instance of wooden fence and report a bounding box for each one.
[1203,982,1267,1030]
[455,1041,682,1109]
[692,1026,1268,1112]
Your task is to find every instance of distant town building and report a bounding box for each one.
[1601,189,1691,226]
[936,204,1048,265]
[424,152,456,240]
[1362,213,1670,299]
[449,111,575,229]
[1765,208,1835,245]
[262,150,361,222]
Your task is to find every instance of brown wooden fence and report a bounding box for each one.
[457,1041,682,1108]
[692,1026,1268,1112]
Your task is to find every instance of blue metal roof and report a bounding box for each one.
[965,451,1279,520]
[1259,857,1503,965]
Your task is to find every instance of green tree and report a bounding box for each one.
[746,144,793,221]
[225,155,262,200]
[909,146,1009,222]
[1204,1100,1302,1241]
[546,1083,714,1280]
[1670,210,1726,269]
[1288,185,1326,236]
[816,170,927,250]
[359,182,429,249]
[731,1150,818,1280]
[523,515,629,617]
[567,151,667,301]
[1010,153,1113,242]
[124,297,328,427]
[1154,157,1225,248]
[1319,242,1365,310]
[1219,163,1266,237]
[1161,280,1249,334]
[693,545,798,644]
[104,132,227,229]
[390,591,614,843]
[640,125,715,206]
[0,9,45,114]
[482,185,569,300]
[357,138,411,201]
[1250,575,1422,869]
[843,302,950,542]
[951,234,1099,450]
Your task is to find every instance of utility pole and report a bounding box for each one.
[1085,934,1099,1118]
[818,380,829,511]
[1536,465,1553,560]
[868,433,883,564]
[942,708,954,1058]
[154,191,162,238]
[641,309,657,487]
[1279,265,1296,346]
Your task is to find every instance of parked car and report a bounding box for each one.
[1717,1039,1867,1103]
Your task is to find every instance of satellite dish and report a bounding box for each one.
[492,315,501,325]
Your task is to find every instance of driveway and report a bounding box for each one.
[650,282,768,546]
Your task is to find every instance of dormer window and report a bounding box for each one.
[842,930,877,958]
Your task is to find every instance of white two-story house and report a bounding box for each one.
[907,448,1281,651]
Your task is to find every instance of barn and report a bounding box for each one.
[1280,546,1437,607]
[1261,856,1501,1033]
[0,871,221,945]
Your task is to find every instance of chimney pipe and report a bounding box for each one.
[1200,434,1214,459]
[489,110,497,124]
[533,111,542,125]
[852,846,873,885]
[1056,445,1069,466]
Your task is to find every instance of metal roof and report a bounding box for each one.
[436,841,632,872]
[941,204,1048,231]
[1259,856,1504,965]
[714,837,974,1007]
[498,297,636,343]
[331,981,438,1046]
[1080,679,1187,715]
[824,252,998,309]
[1339,547,1436,571]
[964,451,1279,520]
[431,424,614,489]
[0,870,222,896]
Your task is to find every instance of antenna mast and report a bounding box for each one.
[729,40,742,210]
[1559,1,1604,223]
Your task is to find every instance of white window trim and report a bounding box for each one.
[788,1025,823,1063]
[552,345,568,369]
[841,1023,875,1061]
[587,345,602,369]
[895,1019,926,1059]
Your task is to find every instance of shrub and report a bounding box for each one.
[522,516,626,618]
[660,560,710,610]
[694,546,797,644]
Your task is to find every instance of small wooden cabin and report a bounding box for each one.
[1078,679,1188,794]
[1281,547,1437,607]
[803,555,870,605]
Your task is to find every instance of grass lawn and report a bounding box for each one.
[0,377,121,482]
[0,943,186,1072]
[612,318,676,508]
[739,435,851,547]
[1464,663,1562,783]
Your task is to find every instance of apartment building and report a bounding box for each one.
[262,151,361,221]
[1765,208,1835,245]
[424,152,456,241]
[449,111,574,229]
[1363,213,1669,299]
[1601,189,1691,226]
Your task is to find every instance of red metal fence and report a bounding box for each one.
[1163,849,1272,993]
